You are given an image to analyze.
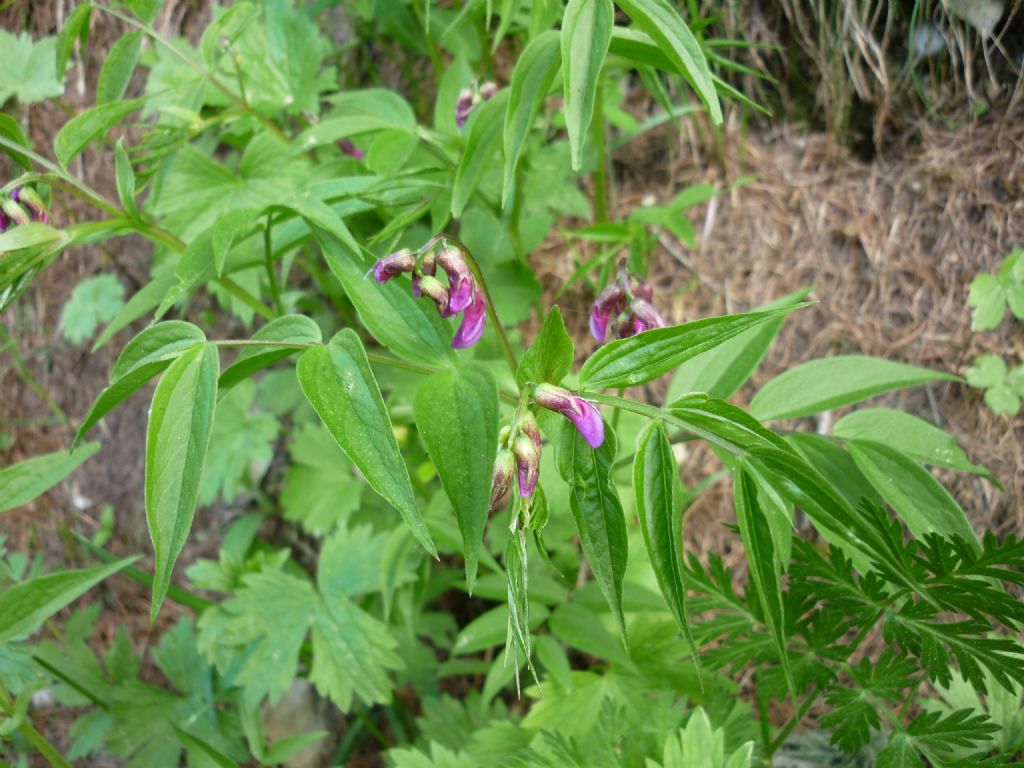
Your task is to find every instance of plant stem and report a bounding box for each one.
[217,275,276,321]
[0,686,74,768]
[765,686,820,756]
[263,213,284,315]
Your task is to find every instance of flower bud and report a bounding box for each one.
[1,199,30,227]
[630,298,666,332]
[621,265,653,302]
[534,383,604,449]
[513,435,540,498]
[371,248,416,284]
[337,138,365,161]
[414,274,450,312]
[437,246,474,314]
[589,283,626,342]
[0,211,9,233]
[480,81,498,101]
[498,425,512,445]
[418,248,437,277]
[490,449,515,511]
[15,187,48,223]
[519,411,542,449]
[451,289,486,348]
[455,88,476,129]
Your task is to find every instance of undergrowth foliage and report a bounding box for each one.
[0,1,1021,766]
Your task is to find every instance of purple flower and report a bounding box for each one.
[452,288,486,348]
[513,435,540,498]
[533,384,604,449]
[519,411,542,449]
[490,449,515,511]
[337,138,365,161]
[629,298,666,333]
[371,248,416,284]
[480,81,498,101]
[589,266,666,342]
[455,88,476,130]
[413,274,450,313]
[0,211,9,233]
[437,246,474,314]
[589,283,626,342]
[1,199,30,227]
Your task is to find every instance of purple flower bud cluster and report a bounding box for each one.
[1,186,49,232]
[336,138,365,161]
[455,81,499,130]
[489,387,604,512]
[590,265,667,342]
[370,240,487,348]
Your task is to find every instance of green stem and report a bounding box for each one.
[263,213,284,315]
[217,275,276,321]
[765,686,820,756]
[592,84,610,223]
[0,686,74,768]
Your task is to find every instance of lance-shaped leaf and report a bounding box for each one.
[503,29,561,206]
[297,329,435,556]
[580,306,802,389]
[54,98,144,167]
[734,465,793,697]
[413,364,498,591]
[0,442,100,514]
[146,343,219,623]
[451,89,510,217]
[0,557,135,644]
[75,321,207,447]
[219,314,322,390]
[557,420,628,646]
[516,305,574,388]
[634,421,701,672]
[561,0,614,170]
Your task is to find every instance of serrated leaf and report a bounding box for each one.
[0,32,64,105]
[451,89,510,217]
[561,0,614,170]
[0,442,100,514]
[751,355,957,422]
[966,354,1007,389]
[634,421,701,672]
[281,424,364,535]
[96,31,142,104]
[146,343,219,623]
[615,0,721,124]
[503,30,561,205]
[60,274,125,346]
[516,305,574,388]
[219,314,322,390]
[54,98,143,167]
[0,558,134,644]
[413,364,498,591]
[556,420,628,645]
[296,329,435,556]
[581,306,801,389]
[968,273,1006,331]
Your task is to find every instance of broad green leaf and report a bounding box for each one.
[0,113,32,170]
[516,305,574,388]
[556,420,628,645]
[561,0,614,170]
[212,208,262,276]
[313,228,453,367]
[60,273,125,346]
[413,364,498,591]
[0,442,100,514]
[634,422,701,672]
[786,432,882,513]
[0,222,65,252]
[295,89,417,148]
[281,424,364,535]
[0,32,64,105]
[734,467,793,697]
[75,321,206,446]
[114,139,138,219]
[580,306,801,389]
[750,356,958,422]
[968,273,1005,331]
[965,354,1006,389]
[146,343,219,623]
[451,89,510,217]
[665,393,791,455]
[0,557,134,644]
[96,31,142,104]
[503,30,561,205]
[54,98,143,167]
[846,440,979,551]
[667,287,811,401]
[833,408,995,482]
[548,601,629,664]
[219,314,322,390]
[56,3,92,81]
[296,329,436,556]
[615,0,721,124]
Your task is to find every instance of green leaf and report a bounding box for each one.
[633,421,701,672]
[295,89,417,148]
[0,222,65,252]
[614,0,721,124]
[114,139,138,219]
[0,113,33,171]
[968,273,1005,331]
[451,89,510,217]
[54,98,143,168]
[734,466,793,697]
[212,208,261,276]
[665,393,791,455]
[833,408,995,481]
[96,31,142,104]
[516,305,574,389]
[146,343,219,623]
[281,424,364,535]
[846,440,979,551]
[413,364,498,591]
[580,306,802,389]
[751,355,957,422]
[965,354,1006,389]
[75,321,207,447]
[313,227,453,367]
[0,558,134,644]
[503,29,561,206]
[556,420,628,645]
[0,442,100,514]
[56,3,92,82]
[0,32,64,105]
[60,274,125,346]
[667,287,812,401]
[219,314,322,390]
[561,0,614,170]
[297,329,436,556]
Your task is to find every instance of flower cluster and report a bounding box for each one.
[1,186,49,232]
[590,265,667,342]
[371,239,487,348]
[490,385,604,512]
[455,81,498,130]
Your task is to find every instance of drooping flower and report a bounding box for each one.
[452,288,487,348]
[1,198,30,227]
[588,265,666,341]
[371,248,416,284]
[490,449,515,512]
[629,297,666,334]
[519,411,542,450]
[413,274,450,314]
[533,384,604,449]
[512,435,540,498]
[589,283,626,342]
[437,246,474,315]
[455,88,476,129]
